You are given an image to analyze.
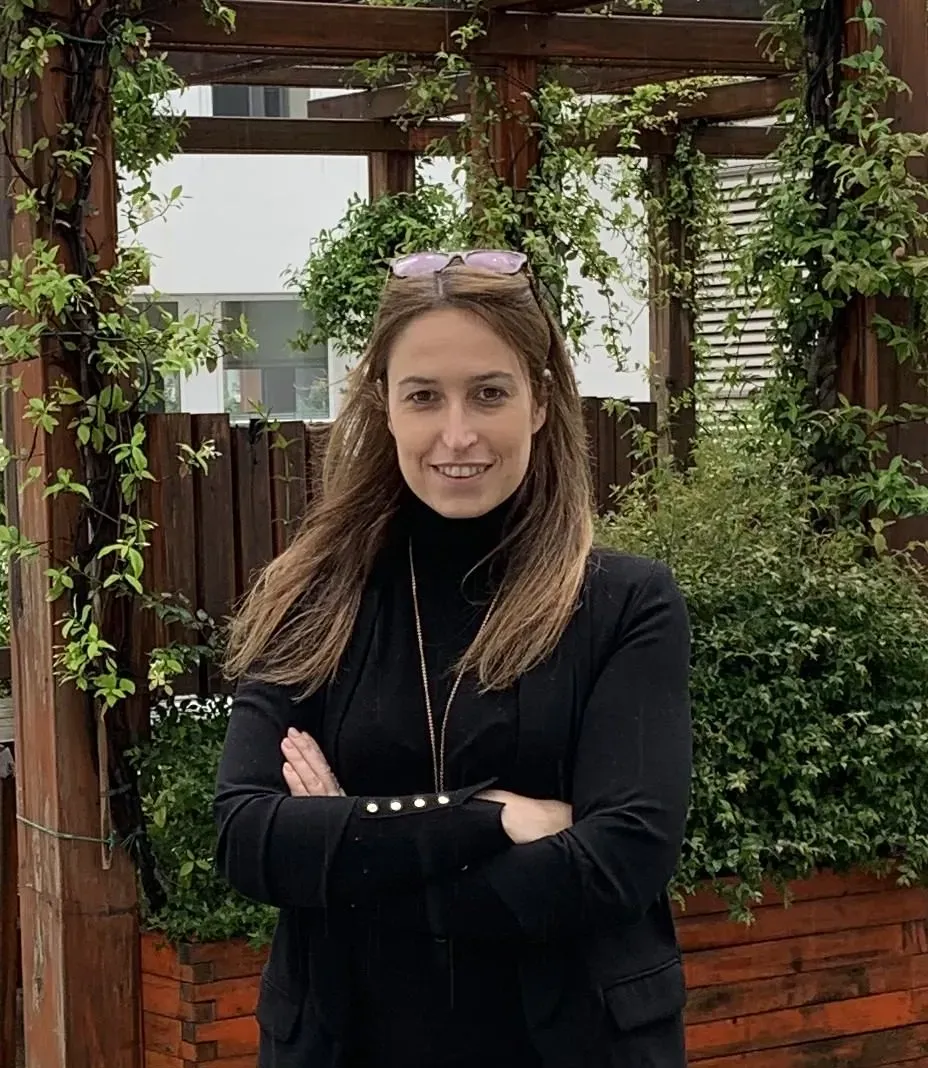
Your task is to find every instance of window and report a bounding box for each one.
[211,85,289,118]
[131,300,182,414]
[222,300,330,422]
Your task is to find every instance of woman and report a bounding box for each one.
[215,249,692,1068]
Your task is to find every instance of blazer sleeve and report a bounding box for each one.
[213,679,510,910]
[361,560,692,941]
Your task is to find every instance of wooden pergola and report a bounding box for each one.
[3,1,926,1066]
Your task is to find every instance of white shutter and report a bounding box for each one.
[697,159,778,416]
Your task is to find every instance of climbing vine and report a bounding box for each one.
[736,0,928,527]
[0,0,244,894]
[292,19,727,372]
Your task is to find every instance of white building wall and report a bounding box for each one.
[135,87,652,417]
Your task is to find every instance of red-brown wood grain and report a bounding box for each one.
[141,872,928,1067]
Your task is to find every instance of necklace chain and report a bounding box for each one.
[408,539,502,794]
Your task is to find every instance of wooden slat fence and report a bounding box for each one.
[128,400,653,692]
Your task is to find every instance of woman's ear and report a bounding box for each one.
[531,367,551,435]
[377,378,394,436]
[532,403,547,436]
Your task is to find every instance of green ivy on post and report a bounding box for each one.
[0,0,236,1060]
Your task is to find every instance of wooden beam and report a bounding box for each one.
[168,51,749,97]
[168,51,371,87]
[505,0,766,15]
[180,116,459,153]
[306,75,469,121]
[7,2,140,1066]
[559,66,698,92]
[168,52,283,82]
[601,122,783,157]
[606,0,766,13]
[668,76,794,122]
[149,3,777,74]
[179,114,782,157]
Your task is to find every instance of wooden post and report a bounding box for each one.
[0,744,18,1068]
[647,154,696,466]
[5,2,141,1065]
[368,150,415,199]
[839,0,928,547]
[468,58,539,236]
[486,58,539,193]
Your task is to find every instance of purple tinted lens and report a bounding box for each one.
[464,250,527,274]
[392,251,451,278]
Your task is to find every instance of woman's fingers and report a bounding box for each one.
[280,734,320,794]
[280,729,345,797]
[282,760,309,796]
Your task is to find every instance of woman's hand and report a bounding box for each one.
[279,733,571,846]
[281,728,346,797]
[477,789,573,845]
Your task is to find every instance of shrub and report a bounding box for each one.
[598,420,928,914]
[138,420,928,940]
[132,695,276,945]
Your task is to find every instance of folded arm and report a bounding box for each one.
[360,561,693,941]
[213,679,510,910]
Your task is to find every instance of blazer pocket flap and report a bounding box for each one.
[256,975,302,1042]
[603,957,686,1033]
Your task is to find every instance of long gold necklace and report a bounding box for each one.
[408,539,502,794]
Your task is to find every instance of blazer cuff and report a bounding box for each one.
[356,777,500,819]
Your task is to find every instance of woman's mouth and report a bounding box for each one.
[432,463,493,481]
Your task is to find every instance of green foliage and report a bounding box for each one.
[735,0,928,479]
[598,416,928,916]
[289,183,465,354]
[0,0,247,711]
[131,696,276,945]
[291,33,726,364]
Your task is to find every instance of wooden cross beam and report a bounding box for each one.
[304,72,792,127]
[489,0,767,16]
[663,76,795,122]
[168,51,372,87]
[560,66,700,92]
[149,2,778,74]
[179,115,784,157]
[170,53,727,94]
[180,116,457,153]
[305,75,470,121]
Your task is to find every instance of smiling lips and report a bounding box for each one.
[432,463,493,480]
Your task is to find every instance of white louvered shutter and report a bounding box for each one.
[697,159,778,417]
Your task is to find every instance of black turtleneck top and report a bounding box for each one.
[334,489,539,1068]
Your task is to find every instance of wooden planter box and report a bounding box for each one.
[141,870,928,1068]
[140,933,268,1068]
[678,869,928,1066]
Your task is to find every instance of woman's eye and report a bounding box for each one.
[478,387,507,403]
[408,390,436,404]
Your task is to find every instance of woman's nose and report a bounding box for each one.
[440,405,479,450]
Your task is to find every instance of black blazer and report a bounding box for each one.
[215,551,693,1068]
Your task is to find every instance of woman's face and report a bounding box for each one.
[386,307,546,519]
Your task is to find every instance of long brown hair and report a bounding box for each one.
[224,267,594,693]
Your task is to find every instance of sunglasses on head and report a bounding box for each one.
[390,249,528,279]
